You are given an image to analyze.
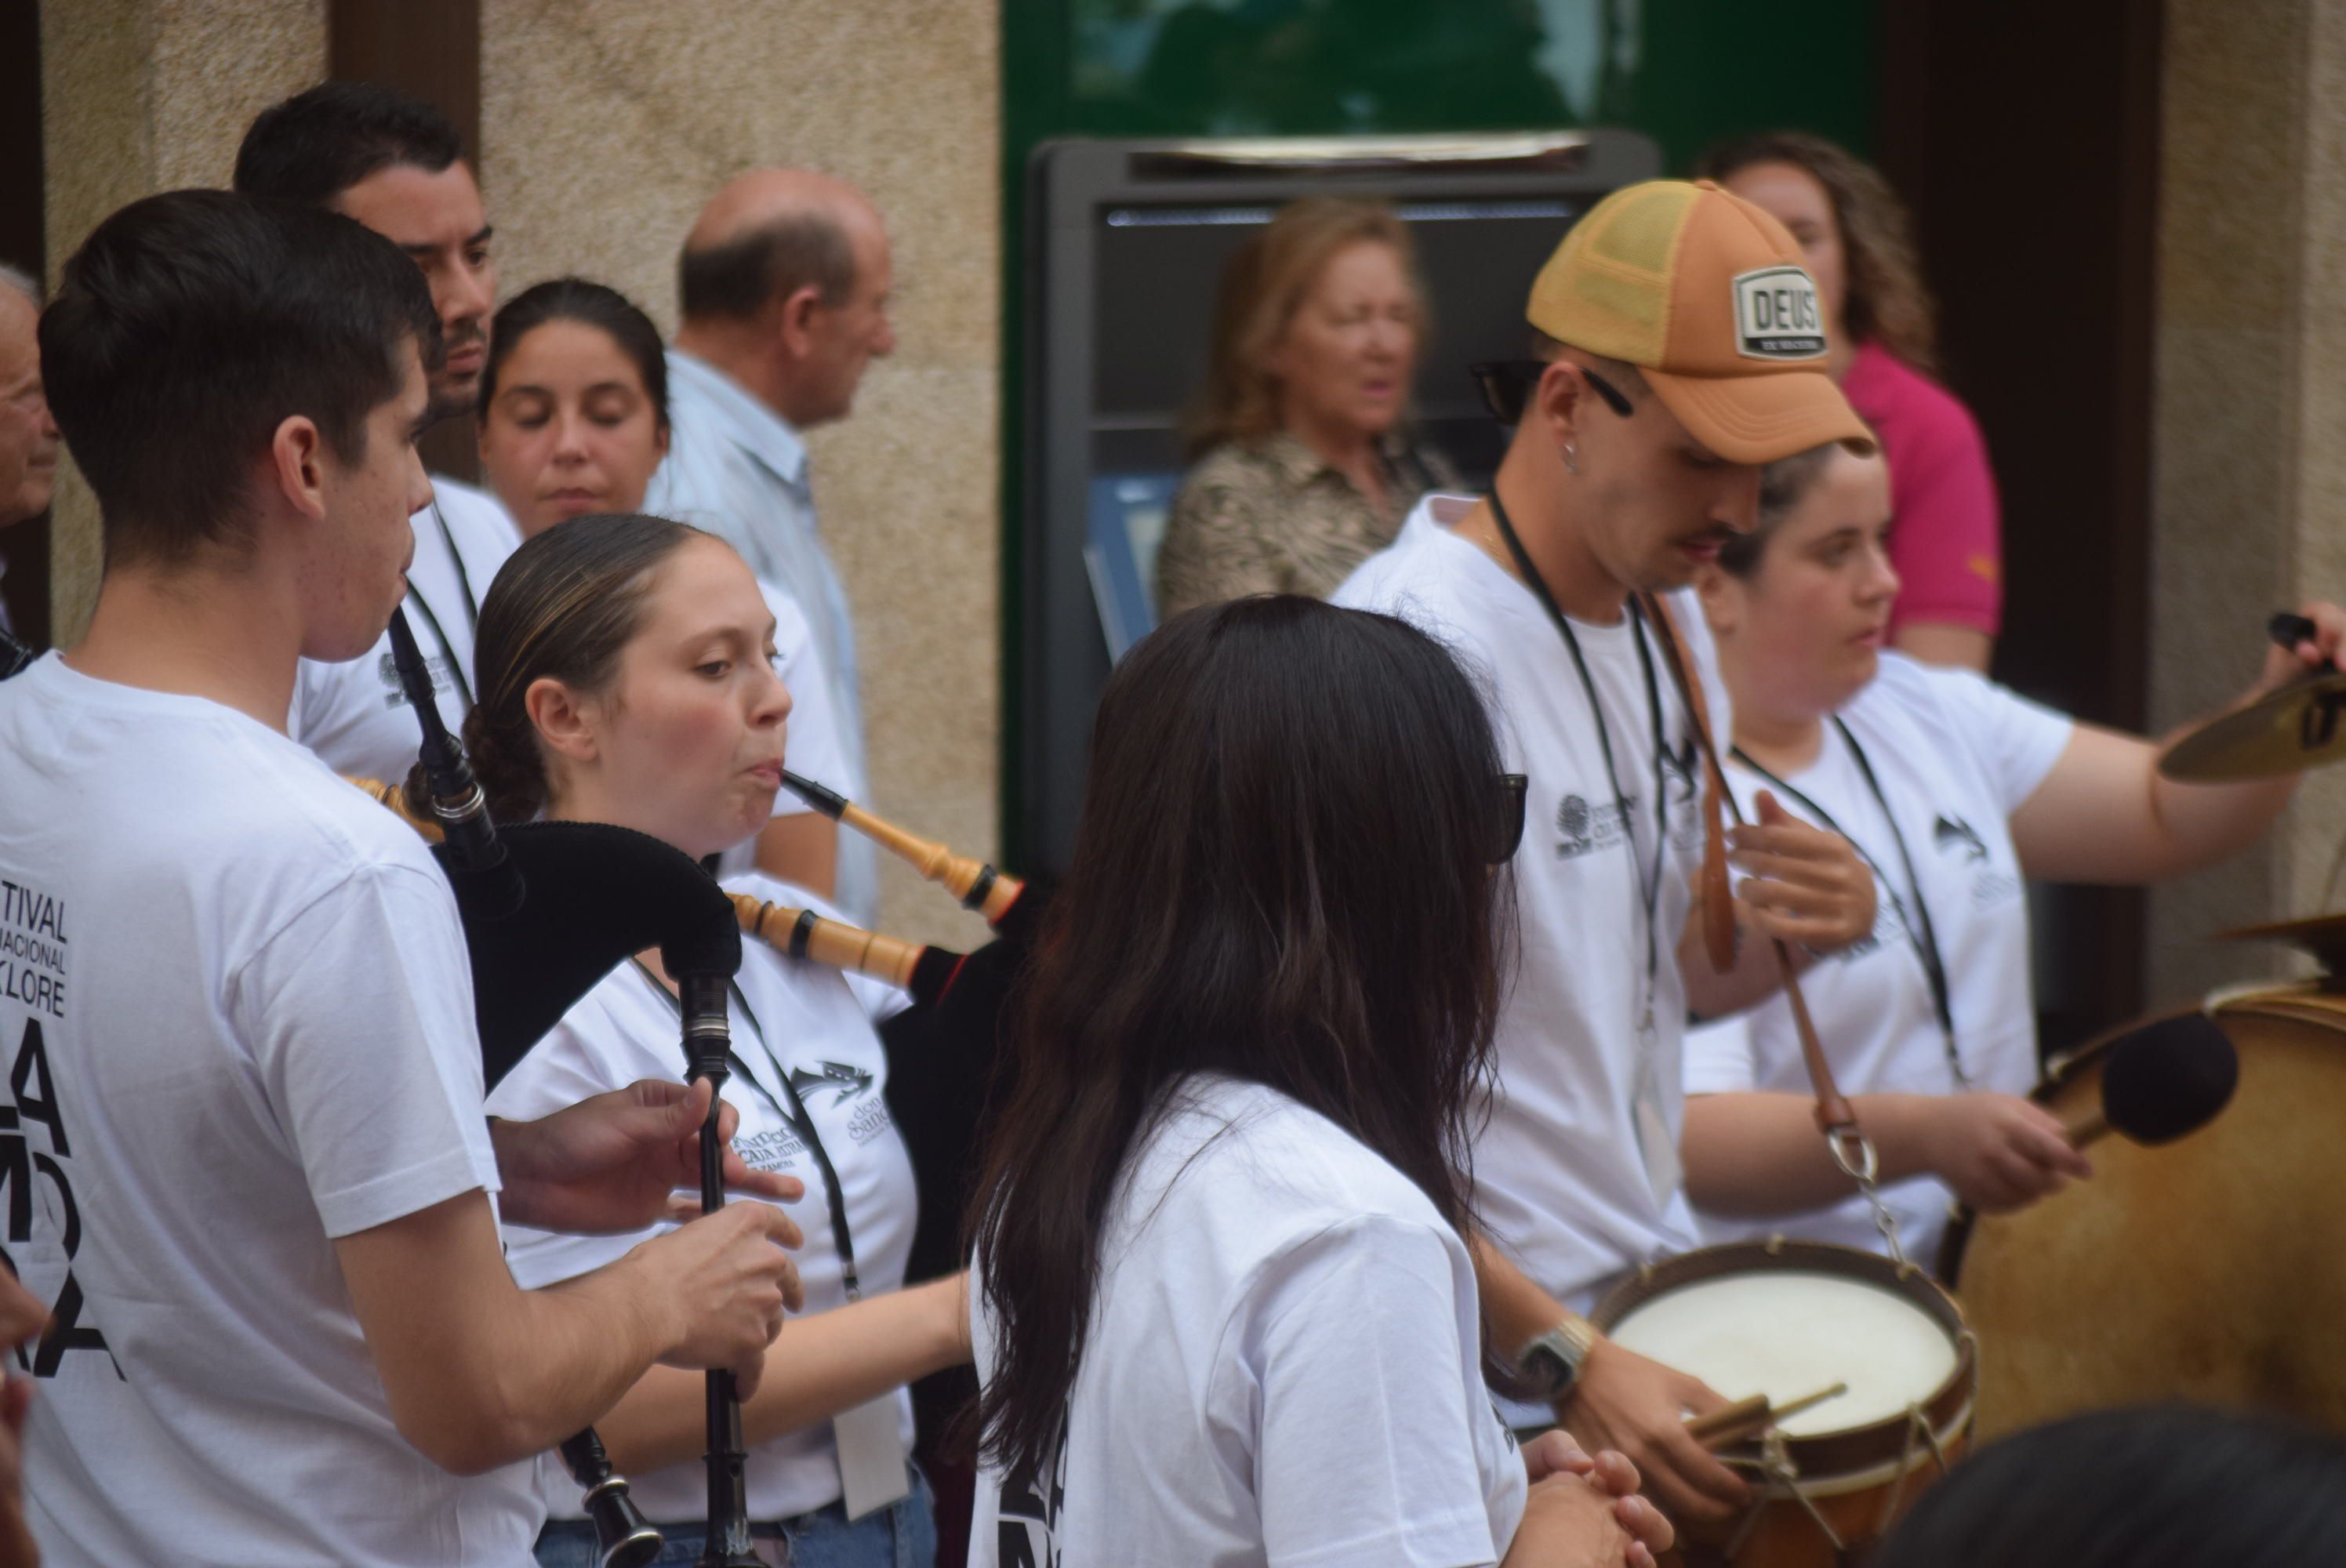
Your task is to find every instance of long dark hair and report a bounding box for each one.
[969,595,1514,1481]
[481,278,670,430]
[407,511,702,822]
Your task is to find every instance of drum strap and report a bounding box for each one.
[1637,593,1863,1142]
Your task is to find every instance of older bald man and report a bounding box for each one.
[648,169,896,923]
[0,265,61,681]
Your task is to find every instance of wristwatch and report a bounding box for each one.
[1517,1316,1602,1404]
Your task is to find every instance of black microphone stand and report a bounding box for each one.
[387,608,664,1568]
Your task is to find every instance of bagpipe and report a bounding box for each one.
[362,626,1040,1564]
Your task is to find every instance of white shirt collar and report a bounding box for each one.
[666,347,809,488]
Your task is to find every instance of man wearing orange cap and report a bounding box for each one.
[1334,178,1880,1524]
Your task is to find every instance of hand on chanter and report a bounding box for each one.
[2254,599,2346,694]
[1923,1091,2091,1211]
[1557,1337,1749,1528]
[1728,792,1876,957]
[637,1200,804,1399]
[1520,1430,1675,1567]
[491,1077,804,1234]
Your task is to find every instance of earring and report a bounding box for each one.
[1563,443,1580,475]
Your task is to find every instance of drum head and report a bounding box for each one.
[1594,1240,1974,1479]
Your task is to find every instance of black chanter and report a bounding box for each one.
[388,609,664,1568]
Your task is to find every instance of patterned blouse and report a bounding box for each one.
[1154,430,1460,619]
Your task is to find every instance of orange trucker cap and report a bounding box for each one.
[1526,179,1877,464]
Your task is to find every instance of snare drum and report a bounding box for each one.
[1592,1240,1975,1567]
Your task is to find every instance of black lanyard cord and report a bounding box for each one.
[1486,487,1669,1012]
[630,960,862,1298]
[398,496,482,711]
[1730,719,1968,1090]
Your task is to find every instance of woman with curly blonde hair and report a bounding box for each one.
[1697,132,2003,672]
[1154,198,1458,619]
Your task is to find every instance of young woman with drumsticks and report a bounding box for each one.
[472,277,860,904]
[1680,441,2346,1265]
[967,594,1675,1568]
[461,513,963,1566]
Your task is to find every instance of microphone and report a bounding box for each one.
[2064,1014,2239,1149]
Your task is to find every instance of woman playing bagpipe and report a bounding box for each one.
[966,595,1675,1568]
[450,513,963,1566]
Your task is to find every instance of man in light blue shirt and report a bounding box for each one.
[648,169,896,922]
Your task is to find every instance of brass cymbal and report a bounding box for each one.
[2213,909,2346,971]
[2157,671,2346,781]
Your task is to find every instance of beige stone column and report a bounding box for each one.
[38,0,327,643]
[480,0,1001,944]
[2147,0,2346,1000]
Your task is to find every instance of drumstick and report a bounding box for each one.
[1684,1381,1849,1450]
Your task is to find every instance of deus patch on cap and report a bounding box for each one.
[1732,265,1826,360]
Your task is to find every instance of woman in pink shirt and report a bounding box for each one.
[1698,132,2002,672]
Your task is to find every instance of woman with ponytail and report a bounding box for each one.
[456,514,961,1567]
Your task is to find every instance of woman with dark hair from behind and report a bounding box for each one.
[1695,131,2003,673]
[967,595,1673,1567]
[1877,1406,2346,1566]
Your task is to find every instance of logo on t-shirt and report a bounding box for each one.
[787,1062,874,1107]
[0,877,118,1381]
[1932,815,1988,863]
[1554,793,1636,859]
[1659,735,1698,804]
[372,651,455,712]
[1932,812,2020,908]
[1731,265,1826,360]
[995,1414,1070,1567]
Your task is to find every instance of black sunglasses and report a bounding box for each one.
[1468,360,1634,426]
[1485,773,1529,864]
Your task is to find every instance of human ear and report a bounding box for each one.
[267,415,329,522]
[1531,361,1585,450]
[775,284,824,358]
[525,675,601,767]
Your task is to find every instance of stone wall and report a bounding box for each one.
[39,0,328,643]
[479,0,1003,945]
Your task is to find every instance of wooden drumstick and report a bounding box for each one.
[779,771,1023,924]
[1683,1381,1849,1450]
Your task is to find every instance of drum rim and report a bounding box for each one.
[1589,1238,1975,1479]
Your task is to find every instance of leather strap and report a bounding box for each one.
[1637,592,1860,1137]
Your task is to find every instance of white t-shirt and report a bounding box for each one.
[970,1074,1527,1568]
[289,477,519,783]
[488,873,915,1524]
[1332,497,1730,1313]
[0,655,532,1566]
[1683,652,2073,1263]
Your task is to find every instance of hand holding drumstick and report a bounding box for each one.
[1683,1381,1850,1450]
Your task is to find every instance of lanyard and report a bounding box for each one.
[399,497,481,710]
[1486,488,1669,1027]
[1730,719,1970,1091]
[630,960,863,1299]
